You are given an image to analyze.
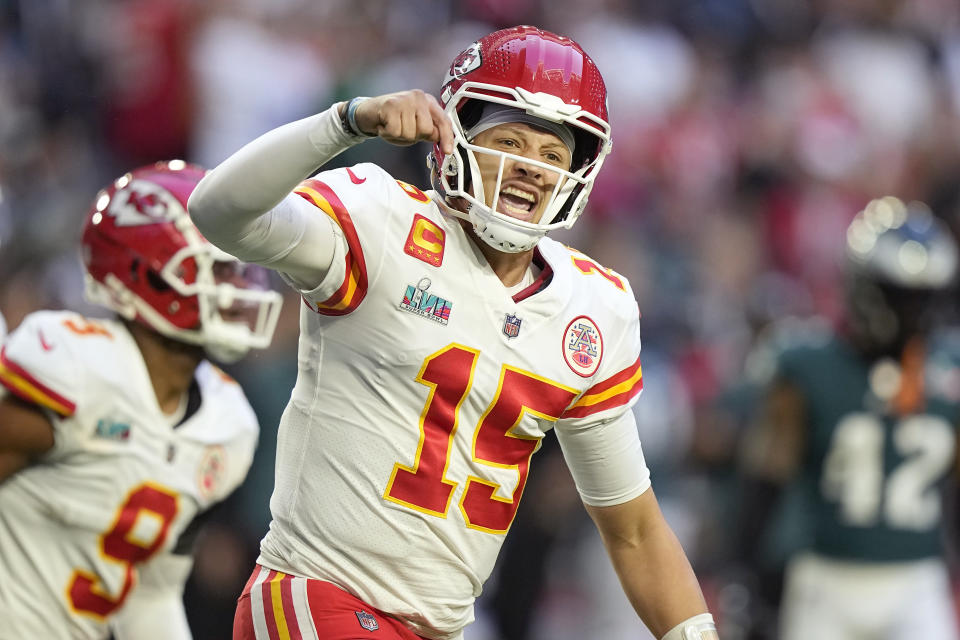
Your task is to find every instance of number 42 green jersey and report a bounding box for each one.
[775,327,960,561]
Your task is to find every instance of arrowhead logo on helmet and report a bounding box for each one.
[442,41,482,89]
[81,161,283,363]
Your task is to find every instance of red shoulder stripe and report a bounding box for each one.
[294,179,368,316]
[0,347,76,416]
[582,353,642,396]
[562,355,643,419]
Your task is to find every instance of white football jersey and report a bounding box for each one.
[0,311,258,640]
[258,165,650,640]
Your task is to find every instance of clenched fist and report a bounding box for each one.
[348,90,455,155]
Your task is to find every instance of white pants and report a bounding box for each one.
[780,552,959,640]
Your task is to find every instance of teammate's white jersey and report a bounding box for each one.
[258,164,650,639]
[0,311,259,640]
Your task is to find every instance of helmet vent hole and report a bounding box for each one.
[147,270,171,292]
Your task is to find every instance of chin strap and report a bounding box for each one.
[660,613,718,640]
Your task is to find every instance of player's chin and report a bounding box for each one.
[164,334,207,359]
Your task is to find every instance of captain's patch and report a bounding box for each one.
[404,214,445,267]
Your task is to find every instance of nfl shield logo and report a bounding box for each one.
[355,610,379,631]
[503,313,522,339]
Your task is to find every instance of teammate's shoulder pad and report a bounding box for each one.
[196,362,259,434]
[7,310,119,355]
[0,310,106,416]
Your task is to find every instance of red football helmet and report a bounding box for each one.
[81,160,282,362]
[429,25,612,252]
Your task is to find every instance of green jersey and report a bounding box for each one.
[775,327,960,561]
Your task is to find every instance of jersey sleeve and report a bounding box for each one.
[555,289,650,507]
[0,311,85,419]
[562,298,644,422]
[555,409,651,507]
[284,163,399,316]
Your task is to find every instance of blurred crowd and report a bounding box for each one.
[4,0,960,638]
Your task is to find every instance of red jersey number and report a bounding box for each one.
[384,345,578,533]
[68,483,179,619]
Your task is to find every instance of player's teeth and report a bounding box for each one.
[501,187,534,202]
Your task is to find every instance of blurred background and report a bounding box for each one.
[4,0,960,638]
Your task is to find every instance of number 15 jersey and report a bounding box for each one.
[259,164,650,640]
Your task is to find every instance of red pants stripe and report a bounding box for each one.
[234,564,428,640]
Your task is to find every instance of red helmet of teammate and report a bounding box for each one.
[429,25,613,253]
[81,160,282,362]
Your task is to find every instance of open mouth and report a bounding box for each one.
[497,185,538,220]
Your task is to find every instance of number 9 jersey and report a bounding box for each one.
[0,311,259,639]
[257,164,650,639]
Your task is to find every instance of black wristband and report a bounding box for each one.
[340,97,375,138]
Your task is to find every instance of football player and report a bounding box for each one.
[189,26,718,640]
[740,196,960,640]
[0,161,283,639]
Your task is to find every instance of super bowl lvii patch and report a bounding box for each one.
[399,277,452,325]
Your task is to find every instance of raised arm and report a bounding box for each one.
[187,92,453,290]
